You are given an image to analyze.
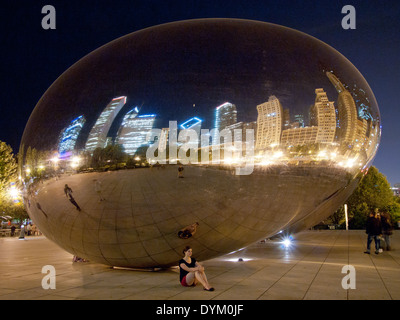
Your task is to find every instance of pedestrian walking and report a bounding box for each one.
[364,209,382,254]
[64,184,81,211]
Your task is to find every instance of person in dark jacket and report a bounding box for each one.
[364,209,382,254]
[381,212,393,251]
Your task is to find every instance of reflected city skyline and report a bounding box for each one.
[47,69,379,175]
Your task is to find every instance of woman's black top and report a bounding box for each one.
[179,258,196,281]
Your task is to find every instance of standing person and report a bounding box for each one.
[381,212,393,251]
[10,225,16,236]
[364,209,382,254]
[64,184,81,211]
[93,179,105,202]
[179,246,214,291]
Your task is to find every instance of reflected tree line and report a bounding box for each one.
[19,144,151,181]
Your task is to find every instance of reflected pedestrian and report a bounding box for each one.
[178,165,184,178]
[178,222,199,239]
[364,209,382,254]
[64,184,81,211]
[93,179,105,202]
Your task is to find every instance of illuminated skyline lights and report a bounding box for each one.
[58,115,86,155]
[213,102,237,145]
[80,73,374,161]
[350,84,373,121]
[116,106,140,137]
[180,117,202,136]
[85,96,127,153]
[116,114,156,155]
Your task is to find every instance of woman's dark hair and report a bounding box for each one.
[183,246,192,254]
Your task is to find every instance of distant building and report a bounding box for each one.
[58,115,86,156]
[326,72,358,147]
[213,102,237,144]
[256,96,283,149]
[283,108,290,129]
[225,121,257,143]
[281,89,336,147]
[364,123,380,160]
[85,96,127,153]
[179,117,202,148]
[294,114,305,128]
[281,126,318,146]
[180,117,202,136]
[116,113,156,155]
[350,83,373,122]
[310,88,336,144]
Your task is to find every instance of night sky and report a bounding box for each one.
[1,0,399,185]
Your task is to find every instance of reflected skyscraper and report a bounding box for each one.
[294,114,305,128]
[213,102,237,144]
[58,115,86,155]
[85,96,127,153]
[311,88,336,144]
[256,96,283,150]
[326,72,358,147]
[281,126,318,146]
[116,114,156,155]
[350,84,373,121]
[180,117,202,136]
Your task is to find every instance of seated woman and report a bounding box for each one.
[179,246,214,291]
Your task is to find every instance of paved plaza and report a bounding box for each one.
[0,230,399,300]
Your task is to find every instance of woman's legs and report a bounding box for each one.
[184,271,213,290]
[194,270,212,290]
[184,272,196,286]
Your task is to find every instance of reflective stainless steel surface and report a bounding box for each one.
[20,19,380,268]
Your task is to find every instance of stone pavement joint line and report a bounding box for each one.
[0,230,399,300]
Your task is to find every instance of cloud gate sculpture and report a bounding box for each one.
[20,19,380,268]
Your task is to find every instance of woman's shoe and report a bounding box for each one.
[204,287,215,291]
